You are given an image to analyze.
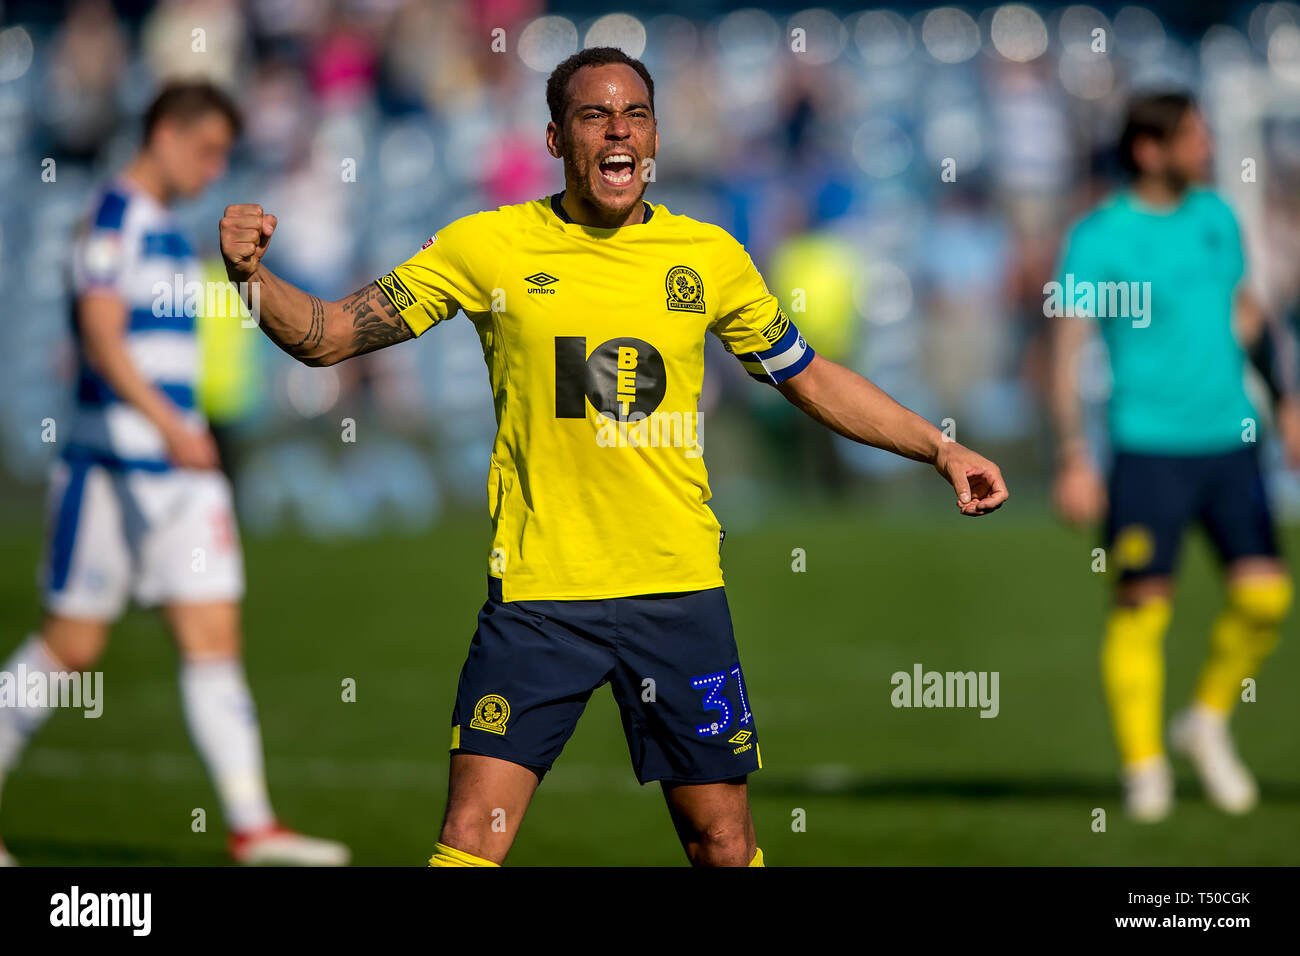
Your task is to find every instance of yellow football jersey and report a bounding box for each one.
[375,193,815,601]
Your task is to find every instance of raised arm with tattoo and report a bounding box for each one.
[776,353,1009,516]
[219,204,413,367]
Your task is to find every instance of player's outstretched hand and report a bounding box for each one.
[934,442,1009,516]
[219,204,277,283]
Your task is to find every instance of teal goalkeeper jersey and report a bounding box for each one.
[1056,187,1256,454]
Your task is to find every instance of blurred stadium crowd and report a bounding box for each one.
[4,0,1300,535]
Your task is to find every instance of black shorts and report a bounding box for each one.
[1106,446,1279,581]
[449,577,761,785]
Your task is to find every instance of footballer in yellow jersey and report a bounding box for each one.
[220,47,1009,867]
[374,193,809,601]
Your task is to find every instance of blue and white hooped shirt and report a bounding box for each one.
[68,177,204,470]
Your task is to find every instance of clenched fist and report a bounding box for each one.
[219,204,277,283]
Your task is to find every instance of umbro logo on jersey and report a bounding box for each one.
[525,272,558,295]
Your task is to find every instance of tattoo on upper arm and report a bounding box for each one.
[291,294,326,351]
[346,284,412,355]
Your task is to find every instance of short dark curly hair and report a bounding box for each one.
[545,47,655,127]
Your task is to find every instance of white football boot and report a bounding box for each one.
[228,824,350,866]
[1122,754,1173,823]
[1170,706,1258,815]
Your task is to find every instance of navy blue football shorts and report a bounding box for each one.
[449,577,761,785]
[1106,445,1279,582]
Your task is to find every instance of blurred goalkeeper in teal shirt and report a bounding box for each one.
[1050,91,1300,822]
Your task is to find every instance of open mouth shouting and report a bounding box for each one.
[598,152,637,187]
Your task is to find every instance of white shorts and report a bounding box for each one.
[40,460,245,621]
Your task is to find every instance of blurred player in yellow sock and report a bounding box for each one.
[1052,92,1298,822]
[1171,571,1292,813]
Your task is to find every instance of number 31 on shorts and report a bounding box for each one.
[689,665,752,738]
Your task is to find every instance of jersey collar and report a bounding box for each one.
[1122,187,1192,218]
[549,191,655,227]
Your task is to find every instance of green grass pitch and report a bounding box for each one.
[1,504,1296,865]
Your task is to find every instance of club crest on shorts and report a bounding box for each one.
[666,265,705,313]
[470,694,510,735]
[1114,524,1155,570]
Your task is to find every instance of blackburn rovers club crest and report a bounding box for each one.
[470,694,510,735]
[666,265,705,313]
[1114,525,1155,571]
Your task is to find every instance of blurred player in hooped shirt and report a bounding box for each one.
[0,82,347,867]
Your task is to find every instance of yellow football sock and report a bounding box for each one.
[427,842,500,867]
[1101,598,1172,766]
[748,847,765,867]
[1193,576,1291,715]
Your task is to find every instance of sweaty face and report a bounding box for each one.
[549,64,657,221]
[154,113,235,199]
